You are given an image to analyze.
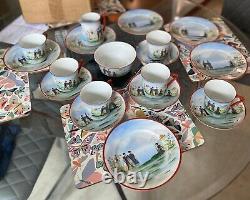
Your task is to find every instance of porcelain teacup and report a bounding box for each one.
[49,58,80,93]
[94,42,136,77]
[80,12,104,46]
[18,33,46,64]
[146,30,172,61]
[79,81,113,120]
[204,80,244,117]
[141,63,171,99]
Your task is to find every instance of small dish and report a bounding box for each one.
[4,39,60,73]
[129,74,180,110]
[169,16,219,45]
[190,88,246,130]
[40,66,92,101]
[70,91,125,132]
[136,40,179,65]
[103,118,181,190]
[190,42,247,80]
[65,26,116,55]
[118,9,163,35]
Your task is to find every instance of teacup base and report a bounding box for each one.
[190,88,246,130]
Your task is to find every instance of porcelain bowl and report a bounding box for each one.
[94,41,136,77]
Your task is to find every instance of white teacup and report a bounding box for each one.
[80,12,104,46]
[18,33,46,64]
[141,63,171,99]
[204,80,244,117]
[94,42,136,77]
[80,81,113,120]
[50,58,79,92]
[146,30,172,61]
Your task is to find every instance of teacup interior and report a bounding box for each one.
[50,58,79,77]
[19,33,46,49]
[141,63,170,83]
[94,42,136,68]
[146,30,171,45]
[80,81,113,105]
[204,80,236,103]
[81,12,100,22]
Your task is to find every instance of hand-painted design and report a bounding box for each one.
[191,42,247,79]
[104,119,181,190]
[129,74,180,110]
[190,88,245,129]
[4,40,60,73]
[165,17,250,82]
[70,92,125,132]
[60,89,204,188]
[169,17,219,45]
[65,26,116,55]
[118,9,163,35]
[136,40,180,66]
[40,67,92,101]
[0,53,31,123]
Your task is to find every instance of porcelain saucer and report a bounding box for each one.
[129,74,180,110]
[65,26,116,55]
[40,67,92,101]
[137,40,179,65]
[103,118,181,190]
[190,88,246,130]
[70,91,125,132]
[190,42,247,80]
[118,9,163,35]
[169,16,219,45]
[4,40,60,73]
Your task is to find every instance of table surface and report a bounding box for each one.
[3,0,250,200]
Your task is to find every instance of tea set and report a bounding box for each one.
[129,63,180,110]
[0,9,248,190]
[190,79,245,129]
[70,81,125,131]
[65,12,116,55]
[4,33,61,72]
[40,57,92,101]
[136,30,180,65]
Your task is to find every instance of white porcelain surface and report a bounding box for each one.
[18,33,46,64]
[79,81,113,120]
[50,58,79,92]
[146,30,171,60]
[80,12,104,46]
[204,80,237,116]
[94,42,136,77]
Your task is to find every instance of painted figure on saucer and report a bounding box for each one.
[104,119,181,190]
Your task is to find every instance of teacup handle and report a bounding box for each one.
[101,12,107,32]
[166,73,178,88]
[230,95,245,108]
[78,59,85,73]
